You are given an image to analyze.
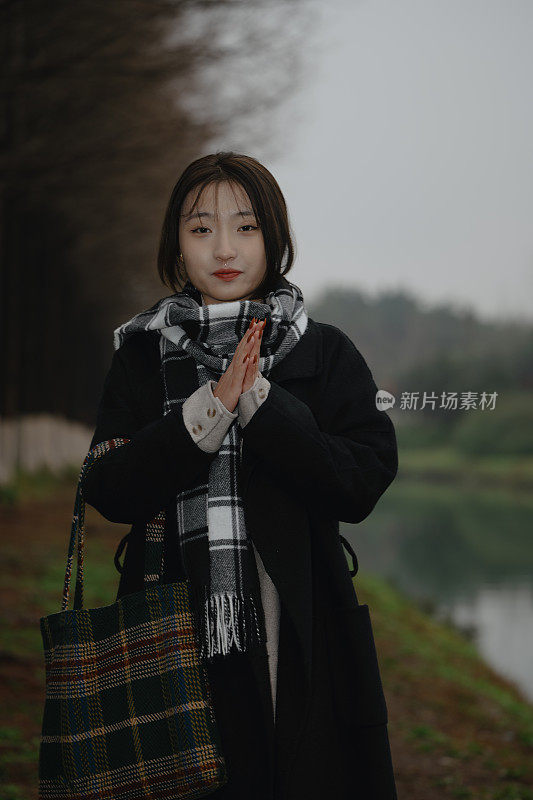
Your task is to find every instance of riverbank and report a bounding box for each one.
[0,485,532,799]
[357,571,533,799]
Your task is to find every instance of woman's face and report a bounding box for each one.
[178,181,267,305]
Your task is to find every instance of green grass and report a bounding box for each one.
[0,465,80,506]
[355,569,533,798]
[398,447,533,489]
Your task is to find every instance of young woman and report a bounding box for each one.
[81,152,399,800]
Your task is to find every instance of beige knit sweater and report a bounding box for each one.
[182,374,280,720]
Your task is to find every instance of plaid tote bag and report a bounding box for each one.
[38,437,228,800]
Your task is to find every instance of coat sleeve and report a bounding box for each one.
[182,379,237,453]
[80,346,218,524]
[240,327,398,524]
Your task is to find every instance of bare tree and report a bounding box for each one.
[1,0,313,424]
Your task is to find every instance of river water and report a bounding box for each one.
[341,480,533,703]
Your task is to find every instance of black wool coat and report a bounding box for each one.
[81,316,399,800]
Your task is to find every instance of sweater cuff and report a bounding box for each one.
[182,379,237,452]
[238,373,271,428]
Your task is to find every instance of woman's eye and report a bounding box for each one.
[190,225,258,234]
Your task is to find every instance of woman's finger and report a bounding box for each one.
[234,319,259,361]
[234,332,256,373]
[242,327,262,391]
[241,354,254,393]
[252,351,259,382]
[239,346,253,372]
[232,321,252,361]
[249,321,263,371]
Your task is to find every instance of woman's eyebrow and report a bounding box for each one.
[181,209,255,222]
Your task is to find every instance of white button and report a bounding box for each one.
[207,407,216,417]
[258,388,266,398]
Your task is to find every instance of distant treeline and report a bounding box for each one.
[310,286,533,456]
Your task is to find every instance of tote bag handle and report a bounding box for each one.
[60,437,166,611]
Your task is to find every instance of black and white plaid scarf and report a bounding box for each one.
[113,274,308,661]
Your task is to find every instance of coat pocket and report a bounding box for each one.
[325,602,389,729]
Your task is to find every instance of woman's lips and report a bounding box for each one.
[213,271,241,281]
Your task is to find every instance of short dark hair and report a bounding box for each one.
[157,151,296,297]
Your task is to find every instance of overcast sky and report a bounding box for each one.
[256,0,533,323]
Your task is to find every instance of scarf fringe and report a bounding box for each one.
[192,587,267,661]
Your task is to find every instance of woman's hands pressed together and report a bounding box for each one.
[213,318,266,413]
